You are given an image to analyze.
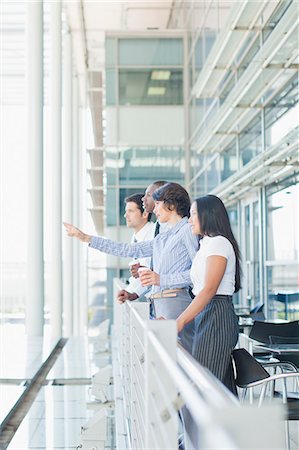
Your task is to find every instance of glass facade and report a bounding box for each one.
[186,0,298,314]
[2,1,298,328]
[266,178,299,319]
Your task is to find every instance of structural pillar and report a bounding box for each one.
[63,32,74,336]
[72,74,80,336]
[50,0,63,337]
[26,0,44,336]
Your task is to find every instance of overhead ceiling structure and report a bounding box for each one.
[64,0,177,233]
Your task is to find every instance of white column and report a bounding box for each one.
[26,1,44,336]
[63,32,73,336]
[72,74,80,336]
[183,32,191,189]
[50,0,62,338]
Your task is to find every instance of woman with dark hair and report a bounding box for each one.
[64,182,197,352]
[176,194,241,392]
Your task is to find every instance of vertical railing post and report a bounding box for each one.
[145,320,178,450]
[130,303,149,449]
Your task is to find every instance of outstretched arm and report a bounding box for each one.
[63,222,154,259]
[63,223,91,243]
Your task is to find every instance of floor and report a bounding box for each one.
[1,323,298,450]
[0,323,112,450]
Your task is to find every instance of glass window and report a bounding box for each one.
[105,38,117,66]
[220,141,237,182]
[253,201,260,305]
[207,155,220,192]
[106,187,118,226]
[106,148,118,186]
[189,98,205,136]
[227,206,239,242]
[193,172,206,198]
[265,76,298,148]
[204,30,216,61]
[118,38,183,66]
[119,69,183,105]
[194,36,203,78]
[239,115,262,166]
[106,69,116,105]
[119,147,184,186]
[190,150,205,189]
[266,177,299,319]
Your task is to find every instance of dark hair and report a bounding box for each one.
[195,195,242,292]
[152,182,191,218]
[152,180,168,188]
[125,193,152,221]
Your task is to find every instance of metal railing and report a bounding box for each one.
[112,279,285,450]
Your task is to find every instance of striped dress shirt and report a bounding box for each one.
[89,217,198,294]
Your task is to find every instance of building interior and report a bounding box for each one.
[1,1,298,449]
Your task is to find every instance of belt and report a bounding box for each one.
[149,288,184,300]
[214,294,232,300]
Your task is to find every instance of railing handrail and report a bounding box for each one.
[126,297,238,409]
[177,343,239,408]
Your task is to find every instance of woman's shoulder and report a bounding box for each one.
[204,235,233,253]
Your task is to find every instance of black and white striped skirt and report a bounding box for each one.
[191,294,238,386]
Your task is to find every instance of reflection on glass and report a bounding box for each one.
[106,147,184,226]
[265,77,298,148]
[207,156,220,192]
[119,69,183,105]
[106,69,116,105]
[253,201,260,304]
[220,142,237,181]
[105,37,117,66]
[239,115,262,166]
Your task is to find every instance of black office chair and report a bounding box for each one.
[269,335,299,369]
[233,348,299,449]
[249,320,299,345]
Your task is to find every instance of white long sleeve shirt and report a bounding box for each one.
[126,221,156,296]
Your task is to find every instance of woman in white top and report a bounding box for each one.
[177,195,241,393]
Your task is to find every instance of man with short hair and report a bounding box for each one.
[117,193,155,303]
[117,181,167,304]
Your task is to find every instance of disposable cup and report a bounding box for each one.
[129,259,139,267]
[138,267,151,276]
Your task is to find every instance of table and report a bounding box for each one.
[255,344,299,354]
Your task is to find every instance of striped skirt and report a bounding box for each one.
[191,295,239,388]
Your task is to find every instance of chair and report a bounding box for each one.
[269,335,299,369]
[232,348,299,450]
[249,320,299,345]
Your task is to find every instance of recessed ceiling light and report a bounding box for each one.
[147,87,166,96]
[151,70,171,81]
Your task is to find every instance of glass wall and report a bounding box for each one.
[187,0,298,316]
[104,36,185,303]
[266,177,299,319]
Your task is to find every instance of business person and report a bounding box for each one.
[177,194,240,392]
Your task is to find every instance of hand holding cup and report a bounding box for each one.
[129,259,140,278]
[138,267,160,286]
